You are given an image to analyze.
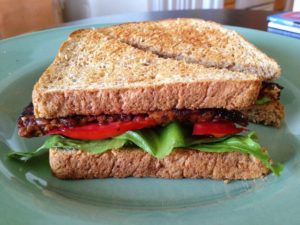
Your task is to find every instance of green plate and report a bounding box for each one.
[0,23,300,225]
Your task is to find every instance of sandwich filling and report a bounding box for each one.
[11,98,283,176]
[255,82,282,105]
[18,103,247,138]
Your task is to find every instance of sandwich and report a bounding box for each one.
[9,19,283,180]
[98,18,285,127]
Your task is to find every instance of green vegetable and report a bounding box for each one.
[190,132,283,176]
[8,122,283,176]
[256,96,272,105]
[8,135,126,160]
[115,122,186,158]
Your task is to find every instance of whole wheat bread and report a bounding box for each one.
[243,100,284,127]
[99,18,281,80]
[50,148,269,180]
[33,29,261,119]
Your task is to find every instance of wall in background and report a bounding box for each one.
[63,0,149,21]
[236,0,294,11]
[0,0,296,38]
[89,0,149,16]
[293,0,300,11]
[62,0,295,22]
[235,0,275,10]
[149,0,223,11]
[63,0,224,21]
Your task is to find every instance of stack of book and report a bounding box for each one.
[267,12,300,39]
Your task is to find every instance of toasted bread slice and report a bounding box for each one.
[33,29,261,119]
[99,18,280,80]
[243,101,285,128]
[49,148,269,180]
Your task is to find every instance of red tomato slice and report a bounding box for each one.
[48,118,157,140]
[193,121,246,137]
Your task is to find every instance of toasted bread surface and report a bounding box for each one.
[33,29,261,118]
[49,148,269,180]
[99,18,280,80]
[243,100,285,128]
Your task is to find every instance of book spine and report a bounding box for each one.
[268,22,300,34]
[267,28,300,39]
[267,17,300,28]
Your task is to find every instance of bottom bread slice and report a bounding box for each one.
[49,148,269,180]
[242,100,284,128]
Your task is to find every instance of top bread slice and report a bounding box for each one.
[99,18,280,80]
[32,29,261,119]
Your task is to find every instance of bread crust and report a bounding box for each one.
[32,29,261,118]
[33,79,261,118]
[243,100,285,128]
[49,148,269,180]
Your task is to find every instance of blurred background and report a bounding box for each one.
[0,0,298,38]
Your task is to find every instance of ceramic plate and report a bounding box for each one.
[0,24,300,225]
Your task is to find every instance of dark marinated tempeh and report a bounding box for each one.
[259,82,283,100]
[18,103,248,138]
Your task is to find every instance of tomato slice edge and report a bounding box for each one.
[48,118,157,140]
[193,121,246,137]
[49,120,246,140]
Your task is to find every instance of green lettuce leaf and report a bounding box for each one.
[8,135,126,160]
[189,132,283,176]
[256,96,272,105]
[8,122,283,175]
[115,122,186,158]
